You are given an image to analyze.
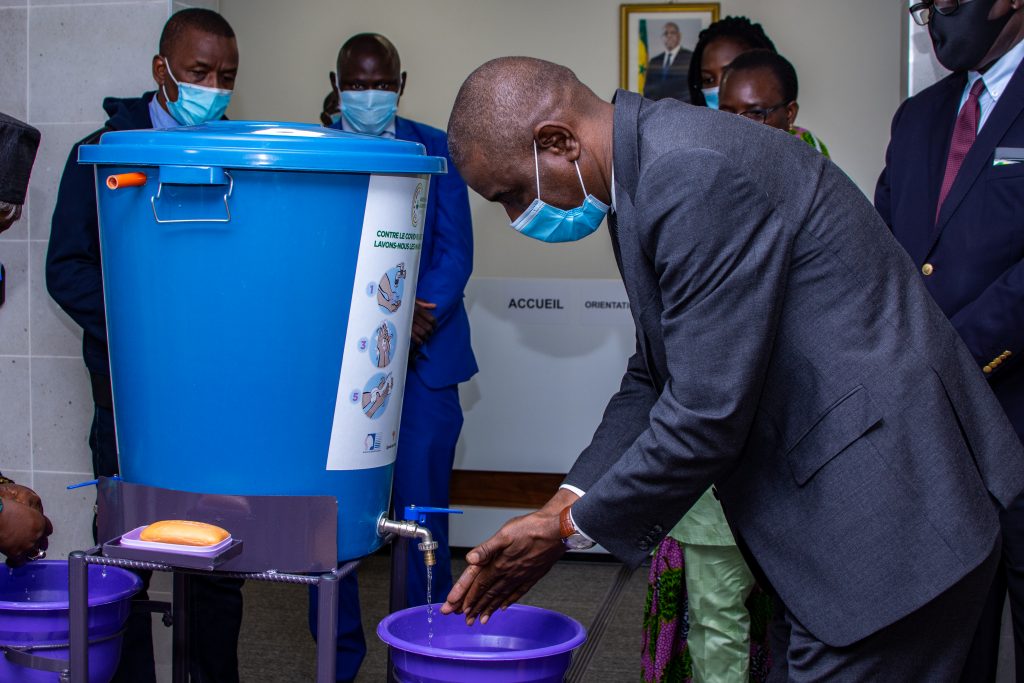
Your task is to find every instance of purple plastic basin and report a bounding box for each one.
[378,604,586,683]
[0,560,141,683]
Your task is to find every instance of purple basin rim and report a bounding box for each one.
[0,561,142,612]
[377,603,586,661]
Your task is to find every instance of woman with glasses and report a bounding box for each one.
[718,50,830,157]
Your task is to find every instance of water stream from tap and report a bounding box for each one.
[426,563,434,648]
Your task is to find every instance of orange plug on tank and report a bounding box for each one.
[106,172,147,190]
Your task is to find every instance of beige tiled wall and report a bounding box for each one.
[2,3,217,679]
[0,0,221,543]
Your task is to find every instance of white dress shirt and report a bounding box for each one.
[960,37,1024,131]
[148,96,180,130]
[663,48,680,69]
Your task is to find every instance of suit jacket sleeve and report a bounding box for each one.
[46,139,108,344]
[414,145,474,327]
[949,260,1024,374]
[874,98,909,230]
[563,339,661,493]
[571,149,792,566]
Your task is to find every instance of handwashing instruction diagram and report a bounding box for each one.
[326,175,430,470]
[361,372,394,419]
[371,320,397,368]
[376,263,407,313]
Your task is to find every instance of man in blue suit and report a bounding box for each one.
[314,32,477,681]
[876,1,1024,678]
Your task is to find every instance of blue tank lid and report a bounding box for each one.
[78,121,447,175]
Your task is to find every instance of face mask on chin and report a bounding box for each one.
[509,141,610,243]
[929,0,1012,72]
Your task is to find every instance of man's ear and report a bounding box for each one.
[152,54,165,88]
[534,122,580,161]
[152,54,174,105]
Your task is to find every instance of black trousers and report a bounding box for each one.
[91,403,245,683]
[962,491,1024,683]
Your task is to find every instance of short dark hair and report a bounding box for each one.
[159,8,235,56]
[448,57,588,169]
[337,33,401,75]
[687,16,776,105]
[724,49,799,103]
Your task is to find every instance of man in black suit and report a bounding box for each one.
[876,0,1024,678]
[442,56,1024,679]
[643,22,693,102]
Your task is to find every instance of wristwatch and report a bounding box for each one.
[559,505,595,550]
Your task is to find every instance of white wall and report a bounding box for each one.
[221,0,905,281]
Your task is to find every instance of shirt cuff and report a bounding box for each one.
[559,484,586,498]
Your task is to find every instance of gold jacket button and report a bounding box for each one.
[984,365,993,374]
[922,263,934,276]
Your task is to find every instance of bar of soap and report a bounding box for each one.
[139,520,229,547]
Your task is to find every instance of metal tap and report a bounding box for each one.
[377,516,438,567]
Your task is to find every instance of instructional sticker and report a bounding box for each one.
[326,174,429,470]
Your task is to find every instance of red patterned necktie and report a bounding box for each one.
[936,78,986,222]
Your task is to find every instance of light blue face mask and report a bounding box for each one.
[161,57,232,126]
[340,90,399,136]
[510,141,610,243]
[702,86,720,110]
[329,111,343,126]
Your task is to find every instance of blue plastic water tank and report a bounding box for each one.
[79,121,446,560]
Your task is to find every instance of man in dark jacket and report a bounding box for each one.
[876,1,1024,678]
[0,112,40,235]
[46,8,242,683]
[642,21,693,102]
[0,114,53,567]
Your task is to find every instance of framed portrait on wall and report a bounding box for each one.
[620,3,720,103]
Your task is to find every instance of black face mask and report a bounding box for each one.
[929,0,1012,72]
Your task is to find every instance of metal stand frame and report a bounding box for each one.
[66,549,357,683]
[57,478,360,683]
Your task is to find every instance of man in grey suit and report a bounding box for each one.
[441,57,1024,679]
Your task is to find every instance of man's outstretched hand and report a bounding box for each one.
[0,487,53,568]
[441,488,580,624]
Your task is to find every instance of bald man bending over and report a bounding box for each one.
[441,57,1024,680]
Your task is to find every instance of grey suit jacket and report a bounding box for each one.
[567,90,1024,647]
